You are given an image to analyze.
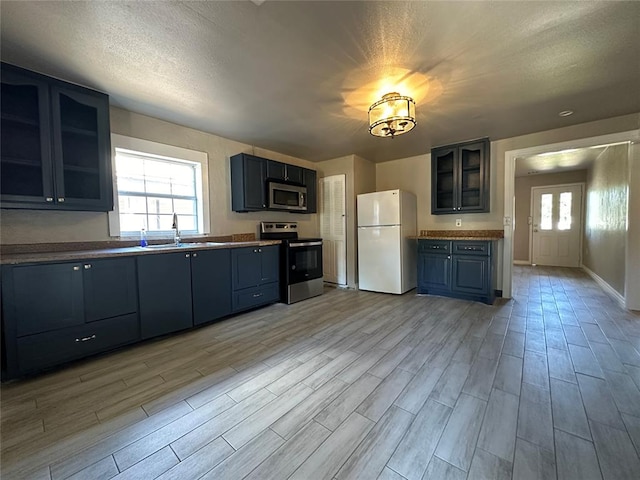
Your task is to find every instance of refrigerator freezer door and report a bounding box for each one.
[358,225,403,294]
[357,190,401,227]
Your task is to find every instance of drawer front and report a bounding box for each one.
[16,313,139,373]
[232,283,279,313]
[418,240,450,254]
[452,241,491,256]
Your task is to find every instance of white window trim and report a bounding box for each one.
[109,134,210,238]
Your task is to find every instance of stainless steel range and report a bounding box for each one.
[260,222,323,304]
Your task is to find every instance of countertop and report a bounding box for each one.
[0,240,281,265]
[413,229,504,241]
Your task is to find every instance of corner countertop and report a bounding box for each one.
[413,229,504,241]
[0,240,282,265]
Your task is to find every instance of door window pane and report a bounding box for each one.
[540,193,553,230]
[558,192,572,230]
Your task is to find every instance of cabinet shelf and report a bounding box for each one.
[431,138,489,214]
[61,125,98,137]
[1,112,39,128]
[1,156,42,168]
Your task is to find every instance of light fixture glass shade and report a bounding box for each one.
[368,92,416,138]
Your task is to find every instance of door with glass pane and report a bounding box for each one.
[531,184,583,267]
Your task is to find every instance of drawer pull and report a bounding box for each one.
[84,264,92,269]
[252,293,263,298]
[58,197,65,202]
[76,334,96,343]
[73,266,81,271]
[46,197,54,202]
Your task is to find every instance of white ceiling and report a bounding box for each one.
[1,1,638,163]
[515,146,609,177]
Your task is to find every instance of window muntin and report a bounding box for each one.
[114,149,201,235]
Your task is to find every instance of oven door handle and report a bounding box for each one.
[289,241,323,247]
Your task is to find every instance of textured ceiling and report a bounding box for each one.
[1,1,638,163]
[515,146,608,177]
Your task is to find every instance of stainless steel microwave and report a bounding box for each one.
[268,181,307,211]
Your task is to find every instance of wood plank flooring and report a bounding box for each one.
[2,266,640,479]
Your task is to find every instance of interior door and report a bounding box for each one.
[320,174,346,285]
[531,184,583,267]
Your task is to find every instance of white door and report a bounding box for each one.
[531,184,583,267]
[358,225,402,293]
[320,174,347,285]
[357,190,401,227]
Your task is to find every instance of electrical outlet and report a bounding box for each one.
[455,218,462,227]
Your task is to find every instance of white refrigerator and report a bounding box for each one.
[357,189,417,294]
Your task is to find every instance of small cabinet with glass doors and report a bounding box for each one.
[1,62,112,211]
[431,138,489,214]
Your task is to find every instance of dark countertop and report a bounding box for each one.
[0,240,281,265]
[413,229,504,241]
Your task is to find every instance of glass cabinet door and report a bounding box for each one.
[50,86,112,209]
[0,69,54,204]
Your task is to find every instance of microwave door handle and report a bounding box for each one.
[300,192,305,207]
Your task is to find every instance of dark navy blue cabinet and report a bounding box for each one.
[231,245,280,312]
[231,153,267,211]
[137,252,193,339]
[191,249,232,325]
[1,62,113,211]
[1,257,139,378]
[418,239,496,304]
[304,168,317,214]
[431,138,489,215]
[230,153,317,213]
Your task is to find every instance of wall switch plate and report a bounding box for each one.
[455,218,462,227]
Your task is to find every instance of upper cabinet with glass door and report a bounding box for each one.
[1,63,113,211]
[431,138,490,214]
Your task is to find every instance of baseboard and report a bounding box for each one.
[581,265,626,309]
[513,260,531,265]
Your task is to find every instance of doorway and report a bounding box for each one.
[531,183,583,267]
[319,174,347,286]
[502,129,639,307]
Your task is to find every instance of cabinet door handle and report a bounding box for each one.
[84,264,92,269]
[185,254,190,258]
[58,197,65,202]
[76,334,96,342]
[45,197,54,202]
[73,266,81,271]
[252,293,263,298]
[258,248,262,253]
[193,253,198,257]
[447,255,451,259]
[457,207,461,210]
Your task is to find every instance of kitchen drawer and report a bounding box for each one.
[16,313,139,373]
[232,283,279,313]
[452,241,491,256]
[418,240,450,254]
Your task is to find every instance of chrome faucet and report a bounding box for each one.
[172,212,180,246]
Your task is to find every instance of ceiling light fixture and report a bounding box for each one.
[558,110,573,117]
[368,92,416,139]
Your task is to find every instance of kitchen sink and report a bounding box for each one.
[140,242,227,249]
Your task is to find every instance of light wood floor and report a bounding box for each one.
[2,266,640,479]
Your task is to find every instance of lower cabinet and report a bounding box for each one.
[191,249,232,325]
[1,257,140,377]
[231,245,280,312]
[137,252,193,339]
[1,245,277,379]
[418,239,496,304]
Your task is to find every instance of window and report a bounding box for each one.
[558,191,572,230]
[540,193,553,230]
[109,135,209,237]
